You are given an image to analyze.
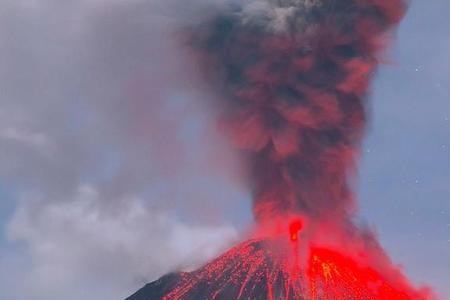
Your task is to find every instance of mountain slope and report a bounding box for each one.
[126,238,427,300]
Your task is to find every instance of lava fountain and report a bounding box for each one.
[127,0,436,299]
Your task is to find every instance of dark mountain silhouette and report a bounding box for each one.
[126,238,428,300]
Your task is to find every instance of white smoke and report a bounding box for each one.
[0,1,250,299]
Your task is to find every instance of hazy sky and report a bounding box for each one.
[358,1,450,297]
[0,0,448,299]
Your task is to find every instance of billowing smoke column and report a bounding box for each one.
[192,0,406,222]
[127,0,438,299]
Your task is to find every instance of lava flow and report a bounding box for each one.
[126,218,434,299]
[127,0,437,299]
[159,237,429,300]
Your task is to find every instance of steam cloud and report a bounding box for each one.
[0,1,245,299]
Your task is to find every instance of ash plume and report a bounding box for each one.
[190,0,407,222]
[125,1,440,299]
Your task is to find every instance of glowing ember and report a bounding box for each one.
[289,219,303,242]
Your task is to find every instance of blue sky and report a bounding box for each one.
[0,0,448,299]
[358,0,450,296]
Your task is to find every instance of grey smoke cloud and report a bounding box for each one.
[0,1,249,299]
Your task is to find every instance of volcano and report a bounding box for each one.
[126,0,435,298]
[126,236,429,300]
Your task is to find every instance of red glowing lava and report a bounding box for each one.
[160,235,433,300]
[289,219,303,242]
